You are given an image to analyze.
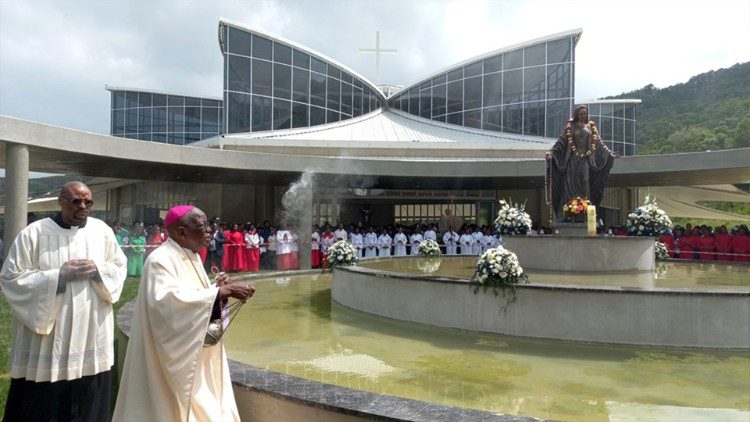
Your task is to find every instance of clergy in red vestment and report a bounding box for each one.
[714,225,733,262]
[731,226,750,262]
[243,223,261,272]
[226,224,246,271]
[697,227,716,261]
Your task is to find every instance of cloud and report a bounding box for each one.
[1,0,748,135]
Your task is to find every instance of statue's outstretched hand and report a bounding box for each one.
[545,152,553,161]
[611,152,621,159]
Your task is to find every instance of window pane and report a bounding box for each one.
[464,76,481,110]
[624,120,634,143]
[152,94,166,107]
[185,97,201,107]
[341,72,352,84]
[601,103,613,117]
[599,116,613,140]
[523,101,545,136]
[341,82,352,115]
[310,105,325,126]
[327,64,341,79]
[126,91,138,108]
[251,59,272,96]
[464,109,481,128]
[227,26,252,56]
[138,92,152,107]
[185,107,201,132]
[273,63,291,99]
[125,108,138,133]
[503,103,522,133]
[292,49,310,69]
[292,102,308,128]
[228,55,252,92]
[464,61,483,77]
[273,42,292,64]
[273,99,291,130]
[504,49,523,70]
[503,69,523,104]
[167,95,184,107]
[547,37,571,63]
[431,73,446,85]
[625,104,635,120]
[168,106,185,134]
[326,110,340,123]
[614,117,624,142]
[112,110,125,135]
[524,44,546,67]
[432,84,446,116]
[483,72,502,107]
[409,87,418,115]
[168,132,184,145]
[447,68,463,82]
[524,66,546,101]
[252,35,272,60]
[202,108,219,135]
[114,91,126,109]
[252,95,272,131]
[310,72,326,107]
[292,68,309,103]
[447,112,463,125]
[311,56,326,74]
[482,106,501,131]
[545,99,569,139]
[227,93,251,133]
[420,89,431,118]
[547,64,572,99]
[352,88,362,116]
[152,133,167,143]
[484,54,502,73]
[153,107,167,132]
[326,77,340,111]
[138,107,152,134]
[447,80,463,114]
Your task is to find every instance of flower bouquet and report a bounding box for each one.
[473,246,528,311]
[626,197,673,236]
[494,198,532,236]
[326,240,359,267]
[562,197,590,221]
[655,241,669,261]
[418,239,442,258]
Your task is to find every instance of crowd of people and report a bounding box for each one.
[105,219,750,276]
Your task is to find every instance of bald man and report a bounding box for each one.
[0,181,128,420]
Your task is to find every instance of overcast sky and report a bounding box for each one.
[1,0,749,137]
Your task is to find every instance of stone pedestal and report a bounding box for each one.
[557,222,587,236]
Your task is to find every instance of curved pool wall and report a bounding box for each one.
[115,270,528,422]
[501,236,655,272]
[331,259,750,349]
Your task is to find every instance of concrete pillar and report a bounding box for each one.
[4,143,29,259]
[297,185,313,270]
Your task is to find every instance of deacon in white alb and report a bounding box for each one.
[364,227,378,258]
[443,228,459,255]
[378,229,392,257]
[393,227,408,256]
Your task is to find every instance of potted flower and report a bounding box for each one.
[473,246,529,311]
[494,198,533,236]
[562,197,590,222]
[626,196,673,237]
[326,240,359,267]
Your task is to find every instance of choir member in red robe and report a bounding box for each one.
[714,225,733,262]
[227,224,246,271]
[697,227,716,261]
[311,226,322,268]
[676,229,695,260]
[243,223,261,272]
[731,226,750,262]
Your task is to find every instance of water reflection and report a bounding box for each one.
[224,274,750,421]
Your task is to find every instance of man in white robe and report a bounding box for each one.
[443,228,459,255]
[409,228,424,256]
[113,206,254,422]
[459,229,475,255]
[364,227,378,258]
[471,226,483,255]
[1,182,127,420]
[423,225,437,242]
[377,230,392,257]
[393,227,408,256]
[334,223,348,242]
[351,228,364,258]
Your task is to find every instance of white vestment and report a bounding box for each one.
[443,231,459,255]
[409,233,423,255]
[377,234,392,256]
[0,217,127,382]
[482,234,498,252]
[459,234,475,255]
[393,233,408,256]
[364,232,378,257]
[471,231,483,255]
[351,233,364,257]
[423,230,437,242]
[334,229,348,241]
[113,238,239,422]
[276,230,292,255]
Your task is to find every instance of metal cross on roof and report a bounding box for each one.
[358,31,397,85]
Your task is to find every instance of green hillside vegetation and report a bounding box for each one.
[606,62,750,155]
[0,175,90,205]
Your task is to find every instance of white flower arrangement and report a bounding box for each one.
[494,198,533,236]
[626,196,673,236]
[473,246,528,311]
[418,239,442,257]
[326,240,359,267]
[655,241,669,261]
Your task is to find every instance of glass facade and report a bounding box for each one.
[109,88,222,144]
[221,23,385,134]
[578,101,638,156]
[387,34,578,138]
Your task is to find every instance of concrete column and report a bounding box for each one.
[4,143,29,259]
[297,186,313,270]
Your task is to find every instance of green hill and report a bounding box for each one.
[605,62,750,154]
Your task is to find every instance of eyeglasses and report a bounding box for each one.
[65,197,94,208]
